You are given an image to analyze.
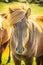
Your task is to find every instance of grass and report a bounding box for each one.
[0,2,43,15]
[0,1,43,65]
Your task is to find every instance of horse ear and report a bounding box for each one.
[25,8,31,18]
[9,8,14,13]
[0,14,7,19]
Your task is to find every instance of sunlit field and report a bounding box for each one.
[0,1,43,65]
[0,2,43,15]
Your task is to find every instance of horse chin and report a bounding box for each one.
[13,50,27,61]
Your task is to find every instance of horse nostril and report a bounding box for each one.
[21,47,24,52]
[16,47,18,51]
[16,47,24,54]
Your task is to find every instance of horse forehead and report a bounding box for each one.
[15,17,27,27]
[14,22,27,32]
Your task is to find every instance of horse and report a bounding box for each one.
[0,13,11,64]
[8,7,43,65]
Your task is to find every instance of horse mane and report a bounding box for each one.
[8,7,26,25]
